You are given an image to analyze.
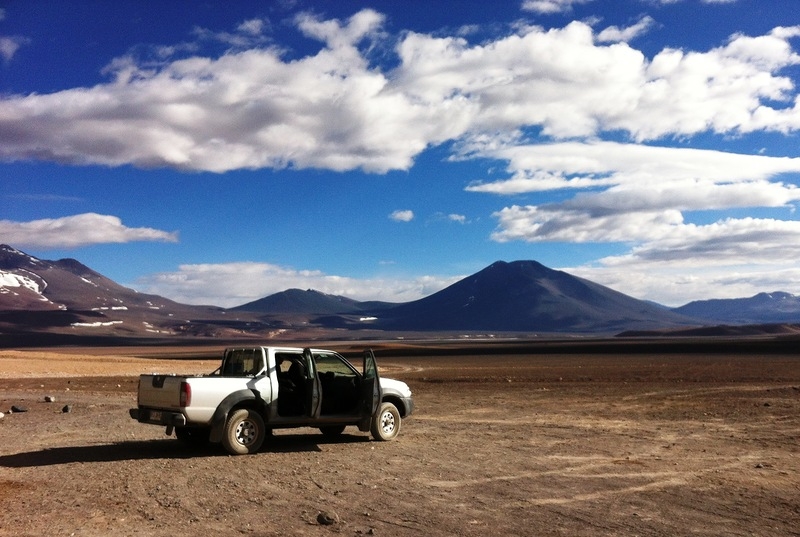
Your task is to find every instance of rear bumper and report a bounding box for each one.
[129,408,187,427]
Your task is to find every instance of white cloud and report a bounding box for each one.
[0,213,179,248]
[0,10,455,174]
[566,262,800,307]
[0,36,28,62]
[474,140,800,246]
[466,140,800,195]
[521,0,593,14]
[395,21,800,140]
[597,16,655,43]
[237,18,268,36]
[295,8,384,49]
[468,139,800,304]
[390,210,414,222]
[134,261,461,307]
[448,213,467,224]
[0,14,797,173]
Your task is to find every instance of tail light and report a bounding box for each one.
[180,381,191,407]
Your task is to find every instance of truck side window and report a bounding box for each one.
[315,353,357,378]
[223,349,263,377]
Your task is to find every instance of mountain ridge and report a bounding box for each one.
[673,291,800,325]
[3,244,800,344]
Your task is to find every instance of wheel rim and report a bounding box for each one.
[380,410,396,435]
[235,419,257,446]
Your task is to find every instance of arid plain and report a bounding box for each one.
[1,341,798,536]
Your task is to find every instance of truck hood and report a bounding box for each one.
[379,377,412,397]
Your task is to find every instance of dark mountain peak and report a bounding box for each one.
[483,259,548,275]
[232,288,363,314]
[54,258,103,279]
[0,244,45,270]
[457,259,586,304]
[377,259,691,332]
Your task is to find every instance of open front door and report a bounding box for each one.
[302,348,322,419]
[358,349,382,431]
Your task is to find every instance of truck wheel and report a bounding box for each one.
[371,402,401,441]
[319,425,346,437]
[222,409,265,455]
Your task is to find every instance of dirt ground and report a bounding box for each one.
[0,344,798,536]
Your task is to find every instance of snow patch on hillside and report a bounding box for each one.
[71,320,124,327]
[0,271,50,302]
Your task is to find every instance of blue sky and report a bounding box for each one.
[2,0,800,307]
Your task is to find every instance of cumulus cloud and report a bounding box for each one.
[395,22,800,140]
[0,13,798,173]
[0,213,179,248]
[0,10,450,174]
[390,210,414,222]
[134,261,461,307]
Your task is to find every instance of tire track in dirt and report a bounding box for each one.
[416,454,762,506]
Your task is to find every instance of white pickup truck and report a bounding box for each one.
[129,346,413,455]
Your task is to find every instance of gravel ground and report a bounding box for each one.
[1,347,799,536]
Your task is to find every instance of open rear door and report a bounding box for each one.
[358,349,382,431]
[302,348,322,419]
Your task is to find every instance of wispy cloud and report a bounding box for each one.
[596,16,655,43]
[7,193,85,203]
[0,213,178,248]
[0,35,29,62]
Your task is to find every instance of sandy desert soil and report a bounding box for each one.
[0,344,798,536]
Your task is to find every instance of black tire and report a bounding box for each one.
[319,425,346,437]
[371,402,401,441]
[175,427,210,446]
[222,408,266,455]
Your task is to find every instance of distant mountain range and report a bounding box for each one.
[674,292,800,325]
[2,244,799,345]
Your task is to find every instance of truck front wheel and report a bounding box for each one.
[371,402,401,441]
[222,409,266,455]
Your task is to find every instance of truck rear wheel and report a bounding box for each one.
[371,402,401,441]
[222,409,265,455]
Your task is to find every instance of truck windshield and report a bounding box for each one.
[222,348,264,377]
